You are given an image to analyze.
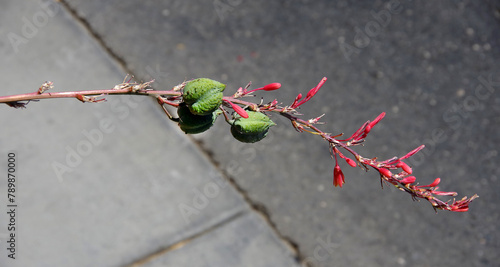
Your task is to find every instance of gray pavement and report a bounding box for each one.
[1,1,499,267]
[0,1,300,267]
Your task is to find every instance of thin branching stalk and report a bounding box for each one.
[1,77,478,212]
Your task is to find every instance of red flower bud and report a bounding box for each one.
[417,178,441,188]
[345,158,357,167]
[428,178,441,187]
[400,176,416,184]
[306,77,326,98]
[76,94,85,102]
[396,161,412,174]
[364,124,372,135]
[378,168,392,178]
[367,112,385,129]
[306,87,317,99]
[246,83,282,94]
[226,100,249,118]
[400,145,425,160]
[451,206,469,212]
[432,190,457,196]
[290,77,327,108]
[290,93,303,109]
[262,83,281,91]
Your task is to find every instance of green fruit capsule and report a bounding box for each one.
[183,78,225,115]
[231,111,276,143]
[177,103,218,134]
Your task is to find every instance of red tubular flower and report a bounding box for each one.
[431,190,458,196]
[290,93,303,108]
[396,161,412,174]
[400,176,416,184]
[451,206,469,212]
[378,168,392,178]
[341,112,386,142]
[247,83,282,94]
[449,196,479,212]
[368,112,386,129]
[339,121,369,142]
[290,77,327,109]
[262,83,281,91]
[400,145,425,160]
[333,162,345,188]
[417,178,441,188]
[225,100,249,118]
[364,124,372,135]
[428,178,441,187]
[345,158,357,167]
[312,77,327,94]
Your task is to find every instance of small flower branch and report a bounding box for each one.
[221,77,478,212]
[1,77,478,212]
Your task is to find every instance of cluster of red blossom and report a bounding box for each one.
[226,77,478,212]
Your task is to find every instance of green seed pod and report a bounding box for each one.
[231,111,276,143]
[177,103,218,134]
[183,78,226,115]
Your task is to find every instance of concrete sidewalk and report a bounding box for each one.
[0,1,301,267]
[1,1,499,267]
[56,1,499,267]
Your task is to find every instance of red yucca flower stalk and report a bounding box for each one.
[0,76,478,212]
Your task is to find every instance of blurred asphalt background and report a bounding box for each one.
[0,0,499,266]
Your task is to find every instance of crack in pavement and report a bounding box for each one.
[58,1,305,266]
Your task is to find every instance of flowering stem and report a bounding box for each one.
[1,78,478,212]
[223,80,478,212]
